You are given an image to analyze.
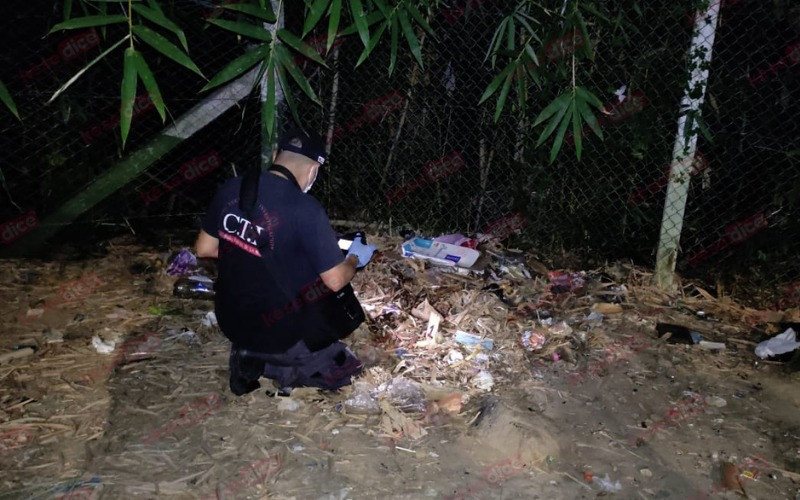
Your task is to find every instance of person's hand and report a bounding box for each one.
[346,238,377,269]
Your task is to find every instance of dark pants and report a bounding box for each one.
[229,340,363,396]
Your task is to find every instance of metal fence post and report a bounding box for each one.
[654,0,722,291]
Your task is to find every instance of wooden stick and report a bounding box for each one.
[0,348,35,365]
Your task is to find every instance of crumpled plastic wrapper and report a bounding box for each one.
[166,248,198,276]
[755,328,800,359]
[91,335,116,354]
[344,382,381,415]
[374,377,427,413]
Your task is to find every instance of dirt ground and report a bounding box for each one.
[1,235,799,499]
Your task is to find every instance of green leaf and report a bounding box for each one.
[146,0,163,13]
[0,79,20,120]
[356,20,388,67]
[372,0,390,18]
[389,13,399,75]
[493,71,513,123]
[303,0,331,37]
[575,85,603,109]
[49,15,128,32]
[208,18,272,41]
[275,44,321,105]
[221,2,276,23]
[549,100,574,163]
[350,0,369,47]
[486,16,509,66]
[572,98,583,160]
[201,43,270,91]
[696,114,714,143]
[397,8,423,68]
[132,25,204,76]
[524,43,539,68]
[534,95,570,147]
[278,29,329,67]
[276,58,302,129]
[573,10,593,61]
[575,95,602,140]
[406,1,433,36]
[533,92,570,127]
[264,57,276,137]
[131,51,166,122]
[120,48,139,148]
[64,0,74,21]
[479,62,516,105]
[327,0,342,52]
[339,11,383,35]
[132,5,189,51]
[48,34,131,104]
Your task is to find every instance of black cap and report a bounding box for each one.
[278,128,327,165]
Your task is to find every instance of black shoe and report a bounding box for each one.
[229,349,266,396]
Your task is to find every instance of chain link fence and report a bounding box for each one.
[0,0,798,307]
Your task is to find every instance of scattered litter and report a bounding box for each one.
[43,329,64,343]
[755,328,800,359]
[591,302,623,315]
[706,396,727,408]
[549,321,573,337]
[401,237,481,268]
[595,473,622,492]
[173,275,215,300]
[202,311,218,327]
[547,271,585,294]
[166,248,198,276]
[521,330,545,351]
[375,377,426,412]
[698,340,726,350]
[454,330,494,351]
[446,350,464,365]
[640,468,653,478]
[472,371,494,391]
[433,233,478,248]
[91,335,116,354]
[344,382,380,415]
[277,398,302,412]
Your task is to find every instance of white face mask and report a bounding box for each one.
[304,165,319,193]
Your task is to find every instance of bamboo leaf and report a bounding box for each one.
[389,13,398,75]
[221,2,276,23]
[208,18,272,41]
[120,47,138,148]
[131,51,165,122]
[278,29,328,67]
[573,10,593,61]
[486,17,509,66]
[372,0,390,18]
[350,0,369,47]
[575,95,602,140]
[264,57,275,137]
[575,85,603,109]
[339,11,383,35]
[0,80,20,120]
[132,25,204,76]
[478,62,516,105]
[533,92,570,127]
[132,4,189,51]
[48,34,131,104]
[276,58,302,128]
[303,0,331,37]
[146,0,163,13]
[696,114,714,143]
[64,0,74,21]
[572,98,583,160]
[493,71,514,123]
[397,8,422,68]
[356,20,388,67]
[50,15,128,32]
[201,43,270,91]
[327,0,342,51]
[549,100,574,163]
[535,95,570,147]
[275,45,321,105]
[405,1,433,36]
[524,43,539,68]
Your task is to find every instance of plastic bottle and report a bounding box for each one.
[173,276,215,300]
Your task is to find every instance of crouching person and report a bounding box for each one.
[195,128,377,395]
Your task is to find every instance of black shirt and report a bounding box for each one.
[202,171,344,352]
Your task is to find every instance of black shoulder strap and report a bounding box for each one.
[238,166,262,221]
